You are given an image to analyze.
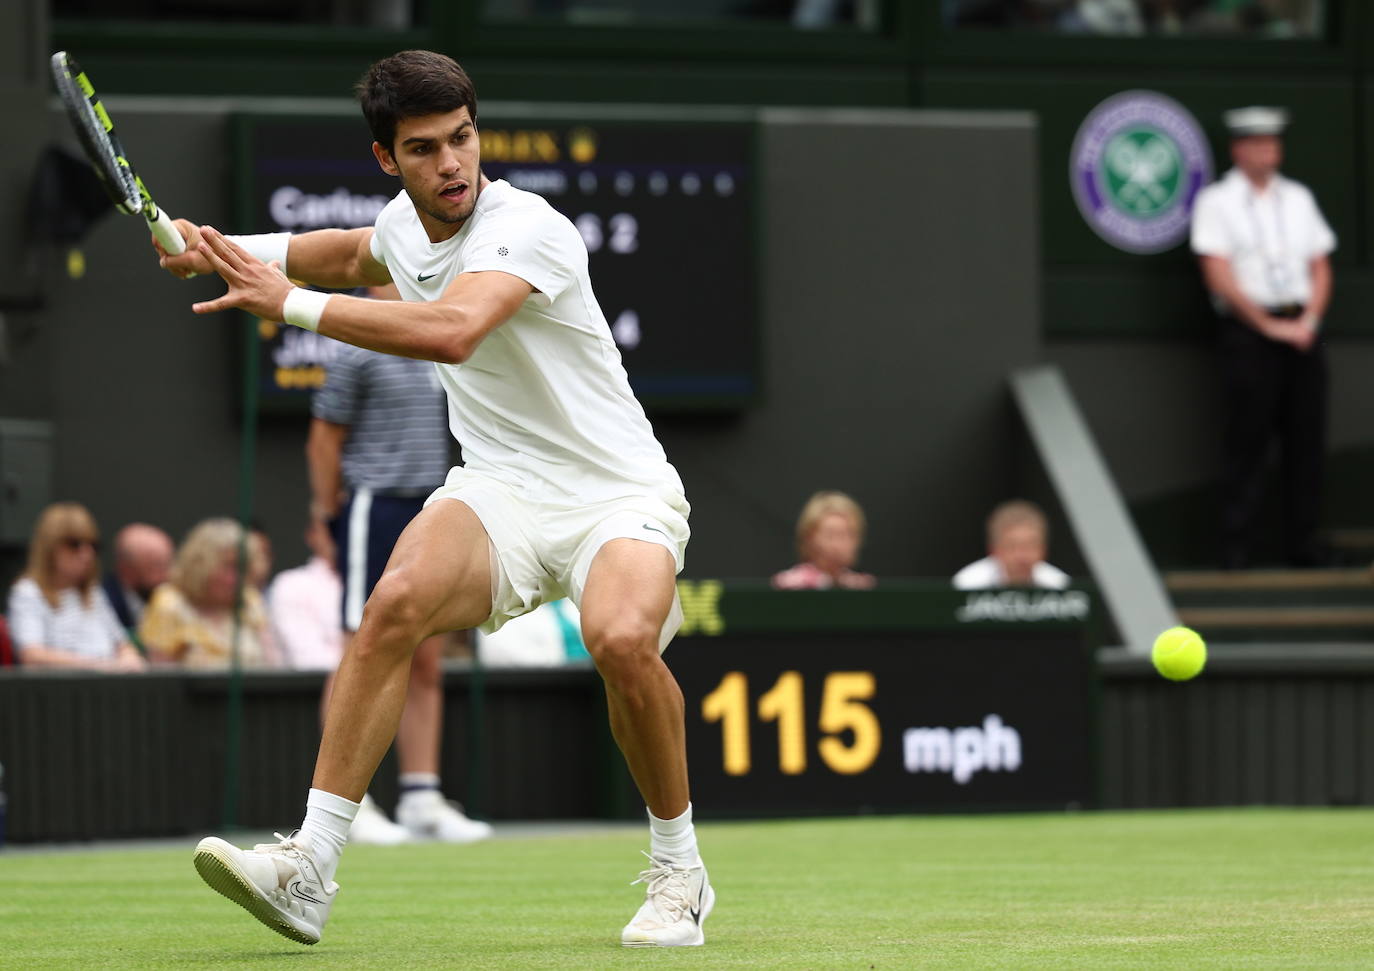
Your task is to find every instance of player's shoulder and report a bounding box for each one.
[373,189,416,236]
[473,181,578,237]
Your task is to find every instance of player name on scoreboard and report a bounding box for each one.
[669,583,1096,817]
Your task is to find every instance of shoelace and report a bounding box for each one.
[629,851,695,922]
[252,831,309,857]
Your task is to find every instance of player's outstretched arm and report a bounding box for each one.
[284,227,393,289]
[157,221,390,289]
[192,228,531,364]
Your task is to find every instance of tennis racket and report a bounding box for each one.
[50,50,186,256]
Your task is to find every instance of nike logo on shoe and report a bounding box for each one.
[289,880,326,905]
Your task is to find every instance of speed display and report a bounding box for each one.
[232,109,757,413]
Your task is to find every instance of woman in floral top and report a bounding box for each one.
[140,517,278,669]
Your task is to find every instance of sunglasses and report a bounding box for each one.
[60,537,100,552]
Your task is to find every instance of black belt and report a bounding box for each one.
[1264,303,1306,320]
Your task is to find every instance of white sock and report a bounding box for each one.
[648,803,698,864]
[297,788,359,884]
[397,772,442,810]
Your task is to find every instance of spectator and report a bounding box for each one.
[101,522,174,631]
[268,517,344,671]
[139,517,277,669]
[1192,106,1335,569]
[953,500,1070,590]
[6,502,145,671]
[772,491,877,590]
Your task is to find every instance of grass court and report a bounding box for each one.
[2,809,1371,969]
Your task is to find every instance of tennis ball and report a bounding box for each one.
[1152,626,1207,681]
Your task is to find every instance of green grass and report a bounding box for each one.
[2,810,1373,968]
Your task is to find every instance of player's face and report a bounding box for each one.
[991,524,1046,586]
[375,107,483,240]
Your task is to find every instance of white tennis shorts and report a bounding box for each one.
[425,467,690,652]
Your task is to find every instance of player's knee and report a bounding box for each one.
[360,571,430,643]
[584,616,658,677]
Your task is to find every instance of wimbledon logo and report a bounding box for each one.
[1070,90,1212,254]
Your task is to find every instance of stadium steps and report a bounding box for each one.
[1165,567,1374,643]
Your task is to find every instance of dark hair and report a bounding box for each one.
[355,50,478,153]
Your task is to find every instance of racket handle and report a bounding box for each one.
[148,207,186,256]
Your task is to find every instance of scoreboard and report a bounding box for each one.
[231,108,757,413]
[670,584,1098,817]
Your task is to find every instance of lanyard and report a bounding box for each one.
[1244,181,1294,303]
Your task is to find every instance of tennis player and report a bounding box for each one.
[160,50,711,949]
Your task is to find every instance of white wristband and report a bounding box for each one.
[282,287,331,332]
[226,232,291,273]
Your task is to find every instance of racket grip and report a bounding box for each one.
[148,208,186,256]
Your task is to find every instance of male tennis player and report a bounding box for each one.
[159,49,711,949]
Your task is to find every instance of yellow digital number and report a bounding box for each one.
[757,671,806,775]
[701,671,749,775]
[817,672,881,775]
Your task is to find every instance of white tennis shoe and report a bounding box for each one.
[621,852,714,947]
[193,833,336,945]
[396,791,494,843]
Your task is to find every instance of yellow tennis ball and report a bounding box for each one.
[1152,626,1207,681]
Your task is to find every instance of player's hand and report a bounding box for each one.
[155,219,212,279]
[191,226,294,320]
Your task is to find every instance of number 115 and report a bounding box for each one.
[700,671,881,777]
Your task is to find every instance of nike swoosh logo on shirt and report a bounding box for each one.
[417,272,438,282]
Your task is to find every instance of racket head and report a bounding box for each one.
[50,51,142,216]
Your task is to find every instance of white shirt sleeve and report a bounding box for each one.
[952,557,1001,591]
[7,579,51,648]
[1190,186,1232,258]
[462,206,583,309]
[1297,185,1337,258]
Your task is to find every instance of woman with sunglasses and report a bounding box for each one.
[6,502,146,671]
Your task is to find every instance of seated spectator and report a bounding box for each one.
[772,491,877,591]
[101,522,174,631]
[139,517,277,669]
[6,502,145,671]
[953,499,1071,590]
[268,518,344,671]
[476,599,588,667]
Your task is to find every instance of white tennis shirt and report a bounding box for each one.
[370,180,684,506]
[1190,168,1336,309]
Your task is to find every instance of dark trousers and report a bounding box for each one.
[1218,314,1328,566]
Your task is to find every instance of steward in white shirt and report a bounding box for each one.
[1190,106,1335,569]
